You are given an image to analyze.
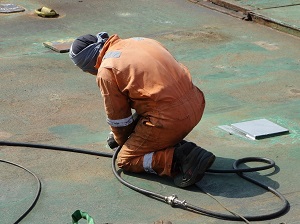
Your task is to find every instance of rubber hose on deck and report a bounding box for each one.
[111,146,289,221]
[0,141,290,222]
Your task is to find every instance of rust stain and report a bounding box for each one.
[156,29,230,43]
[290,88,300,95]
[254,41,279,50]
[0,131,13,139]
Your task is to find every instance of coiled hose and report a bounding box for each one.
[0,141,290,223]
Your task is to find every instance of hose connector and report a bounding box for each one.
[165,194,187,207]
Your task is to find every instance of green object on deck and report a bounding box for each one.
[72,210,95,224]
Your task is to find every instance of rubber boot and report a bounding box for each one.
[173,142,215,188]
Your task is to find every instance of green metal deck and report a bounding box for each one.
[1,0,299,223]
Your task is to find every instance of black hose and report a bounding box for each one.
[0,141,113,157]
[111,146,166,201]
[0,159,41,224]
[111,146,289,221]
[207,157,275,173]
[0,141,290,223]
[0,141,112,224]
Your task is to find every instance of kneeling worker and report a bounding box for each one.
[69,32,215,188]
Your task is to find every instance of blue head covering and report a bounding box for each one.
[69,32,109,74]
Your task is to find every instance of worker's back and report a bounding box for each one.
[97,35,195,115]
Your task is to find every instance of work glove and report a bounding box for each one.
[107,131,119,151]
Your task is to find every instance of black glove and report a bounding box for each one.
[107,132,119,150]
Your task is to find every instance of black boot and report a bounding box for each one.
[172,142,215,188]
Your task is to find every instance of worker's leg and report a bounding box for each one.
[117,115,191,176]
[117,87,206,177]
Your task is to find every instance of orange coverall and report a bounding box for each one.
[95,35,205,177]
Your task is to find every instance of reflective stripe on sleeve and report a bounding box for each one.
[107,115,133,127]
[143,152,157,174]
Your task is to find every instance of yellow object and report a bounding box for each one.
[35,7,58,17]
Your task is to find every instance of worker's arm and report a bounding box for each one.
[96,68,135,146]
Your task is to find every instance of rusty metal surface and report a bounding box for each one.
[0,0,300,223]
[193,0,300,37]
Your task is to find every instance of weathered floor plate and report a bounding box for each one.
[43,39,74,53]
[0,3,25,13]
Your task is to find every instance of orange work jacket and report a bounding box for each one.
[95,35,196,145]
